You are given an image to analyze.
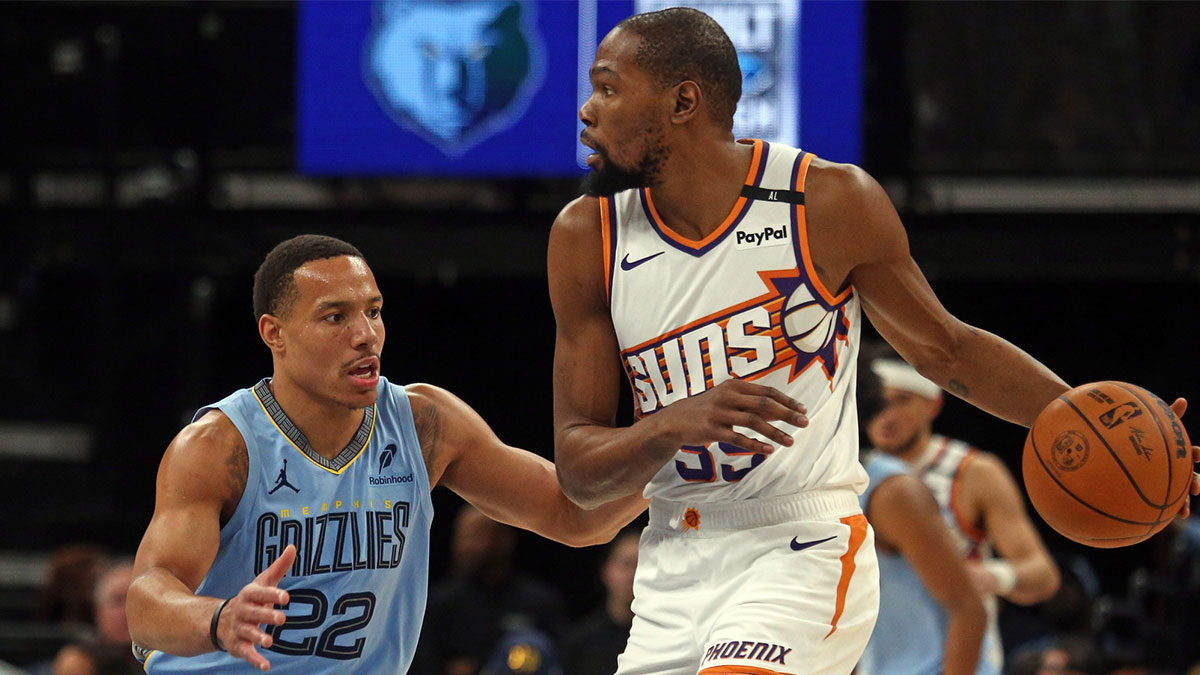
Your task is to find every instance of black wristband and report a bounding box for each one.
[210,597,231,652]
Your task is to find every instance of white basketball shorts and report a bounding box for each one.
[616,489,879,675]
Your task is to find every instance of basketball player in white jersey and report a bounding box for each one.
[547,7,1198,675]
[863,358,1058,674]
[127,235,646,673]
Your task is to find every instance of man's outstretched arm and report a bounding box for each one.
[805,161,1069,428]
[408,382,646,546]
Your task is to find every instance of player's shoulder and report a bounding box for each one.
[958,444,1018,488]
[805,157,882,202]
[403,382,480,437]
[403,382,458,412]
[158,409,248,503]
[551,195,603,236]
[174,408,245,458]
[547,196,608,300]
[867,466,939,522]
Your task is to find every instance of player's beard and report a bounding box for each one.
[581,130,668,197]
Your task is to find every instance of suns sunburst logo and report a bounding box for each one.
[621,269,850,417]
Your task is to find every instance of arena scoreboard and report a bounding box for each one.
[298,0,863,176]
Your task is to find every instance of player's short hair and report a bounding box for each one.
[617,7,741,130]
[253,234,364,320]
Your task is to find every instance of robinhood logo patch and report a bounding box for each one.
[364,0,546,157]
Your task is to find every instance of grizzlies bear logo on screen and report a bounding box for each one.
[364,0,545,157]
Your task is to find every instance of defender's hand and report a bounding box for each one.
[216,545,296,671]
[1171,399,1199,520]
[653,379,808,455]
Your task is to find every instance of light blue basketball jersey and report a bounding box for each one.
[144,376,433,674]
[856,451,1001,675]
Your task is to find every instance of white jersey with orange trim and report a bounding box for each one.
[601,139,867,503]
[904,434,1004,674]
[908,435,991,559]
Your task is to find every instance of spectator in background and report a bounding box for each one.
[50,558,141,675]
[561,525,641,675]
[411,505,567,675]
[37,545,107,627]
[480,628,562,675]
[1006,643,1087,675]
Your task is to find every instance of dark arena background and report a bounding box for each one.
[1,1,1199,673]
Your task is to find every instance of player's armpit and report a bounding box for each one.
[962,453,1060,604]
[128,412,247,657]
[410,382,647,547]
[867,474,986,675]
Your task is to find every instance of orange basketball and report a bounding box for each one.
[1022,381,1192,548]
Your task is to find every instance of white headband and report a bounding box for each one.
[871,359,942,400]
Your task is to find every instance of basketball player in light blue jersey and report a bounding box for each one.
[865,357,1059,674]
[855,355,987,675]
[126,235,647,673]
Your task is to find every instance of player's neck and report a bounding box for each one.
[648,138,753,241]
[268,376,365,460]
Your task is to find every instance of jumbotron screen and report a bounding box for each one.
[297,0,863,177]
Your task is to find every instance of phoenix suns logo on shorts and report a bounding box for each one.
[1051,430,1090,471]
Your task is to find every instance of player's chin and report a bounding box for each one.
[340,380,380,407]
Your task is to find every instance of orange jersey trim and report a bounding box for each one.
[793,153,852,306]
[951,450,986,543]
[600,196,614,303]
[643,139,764,251]
[700,667,790,675]
[826,514,868,639]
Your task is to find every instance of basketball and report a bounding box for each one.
[1022,381,1192,548]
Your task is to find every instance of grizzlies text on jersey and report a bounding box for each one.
[142,376,432,674]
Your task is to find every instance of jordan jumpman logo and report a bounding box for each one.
[268,458,300,494]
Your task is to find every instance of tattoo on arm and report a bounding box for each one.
[221,442,248,525]
[413,399,443,470]
[948,379,969,399]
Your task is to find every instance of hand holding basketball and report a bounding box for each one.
[1022,382,1194,548]
[1168,397,1200,520]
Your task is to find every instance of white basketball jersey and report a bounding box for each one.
[602,140,867,503]
[908,434,1005,673]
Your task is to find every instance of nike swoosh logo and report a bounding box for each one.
[620,251,665,271]
[789,535,837,552]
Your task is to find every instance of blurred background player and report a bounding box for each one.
[866,355,1061,673]
[411,505,566,675]
[561,525,641,675]
[855,362,987,675]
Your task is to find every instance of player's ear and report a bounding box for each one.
[259,314,285,353]
[670,80,701,124]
